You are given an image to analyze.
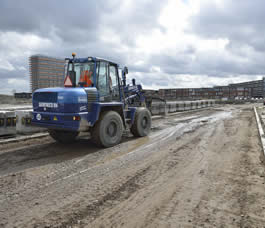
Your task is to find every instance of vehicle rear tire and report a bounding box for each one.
[48,129,79,144]
[91,111,123,147]
[131,107,152,137]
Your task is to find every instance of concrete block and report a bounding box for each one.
[159,102,167,115]
[0,111,5,136]
[151,101,161,115]
[0,111,16,136]
[184,101,192,111]
[192,101,197,110]
[165,102,170,113]
[15,109,44,134]
[190,101,195,110]
[167,101,177,113]
[208,100,213,106]
[0,104,32,111]
[176,101,185,111]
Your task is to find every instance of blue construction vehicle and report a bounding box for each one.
[32,53,151,147]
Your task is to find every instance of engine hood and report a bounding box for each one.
[33,87,99,113]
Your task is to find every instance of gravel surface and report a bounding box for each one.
[0,105,265,227]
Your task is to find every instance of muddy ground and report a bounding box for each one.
[0,105,265,228]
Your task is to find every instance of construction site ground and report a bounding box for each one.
[1,104,265,228]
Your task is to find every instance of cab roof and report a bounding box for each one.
[65,56,118,66]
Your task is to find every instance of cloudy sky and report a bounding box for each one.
[0,0,265,94]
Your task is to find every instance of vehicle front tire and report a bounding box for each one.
[91,111,123,148]
[131,107,152,137]
[48,129,79,144]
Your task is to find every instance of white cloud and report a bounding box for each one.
[7,78,29,92]
[0,0,265,95]
[17,66,27,71]
[131,71,262,90]
[0,32,52,58]
[0,60,15,71]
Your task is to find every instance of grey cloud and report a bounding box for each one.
[178,0,265,78]
[104,0,167,45]
[0,67,28,81]
[0,0,166,45]
[189,0,265,52]
[0,0,107,44]
[138,48,265,79]
[0,70,29,94]
[1,0,265,94]
[152,54,192,74]
[0,0,167,69]
[129,73,171,88]
[129,45,197,75]
[0,0,168,93]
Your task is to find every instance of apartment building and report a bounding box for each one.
[29,55,65,92]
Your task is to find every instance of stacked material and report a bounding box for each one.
[0,104,32,111]
[0,100,216,137]
[0,111,16,136]
[167,101,177,113]
[151,101,166,115]
[176,101,185,111]
[150,100,215,116]
[15,110,44,134]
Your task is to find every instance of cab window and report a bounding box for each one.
[97,62,109,97]
[109,65,120,100]
[68,62,94,87]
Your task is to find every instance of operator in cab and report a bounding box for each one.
[79,70,93,87]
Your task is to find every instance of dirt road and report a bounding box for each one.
[1,105,265,227]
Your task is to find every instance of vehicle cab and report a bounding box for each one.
[32,54,125,132]
[65,55,122,102]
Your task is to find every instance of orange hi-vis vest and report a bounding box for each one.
[79,70,92,87]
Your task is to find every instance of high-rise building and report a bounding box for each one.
[29,55,65,92]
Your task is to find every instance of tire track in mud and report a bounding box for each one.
[0,107,232,227]
[189,108,265,227]
[190,111,245,227]
[28,120,213,228]
[139,123,219,227]
[32,166,151,228]
[236,109,265,227]
[88,123,220,228]
[125,108,237,227]
[0,109,223,183]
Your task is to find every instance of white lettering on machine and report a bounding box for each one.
[39,102,58,108]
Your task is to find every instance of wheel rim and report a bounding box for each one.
[107,121,117,137]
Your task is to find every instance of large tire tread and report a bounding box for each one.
[91,111,107,147]
[131,107,152,137]
[91,111,123,147]
[131,111,141,137]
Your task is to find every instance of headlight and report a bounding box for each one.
[36,113,42,121]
